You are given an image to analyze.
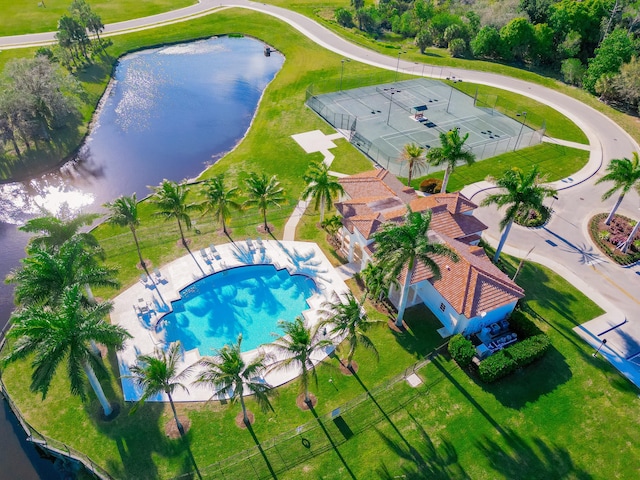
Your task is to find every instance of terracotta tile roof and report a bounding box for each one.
[397,235,524,317]
[410,192,477,215]
[428,206,487,240]
[339,168,417,204]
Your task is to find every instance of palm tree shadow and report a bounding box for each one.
[246,422,279,479]
[308,405,357,480]
[375,421,469,480]
[475,427,592,479]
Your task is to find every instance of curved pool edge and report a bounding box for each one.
[110,240,351,402]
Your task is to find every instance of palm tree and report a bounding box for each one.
[268,317,332,406]
[481,166,557,263]
[194,334,272,426]
[373,209,458,326]
[426,129,475,193]
[128,341,193,435]
[2,285,130,416]
[400,142,427,187]
[149,180,198,248]
[595,152,640,225]
[6,236,120,307]
[301,161,345,222]
[621,218,640,253]
[244,172,285,233]
[199,174,242,235]
[318,292,379,371]
[19,212,101,252]
[103,194,147,272]
[360,262,395,305]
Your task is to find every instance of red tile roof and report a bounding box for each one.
[338,169,524,318]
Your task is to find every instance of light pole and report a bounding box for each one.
[386,90,396,125]
[514,111,527,151]
[592,338,607,358]
[339,58,350,91]
[395,51,405,82]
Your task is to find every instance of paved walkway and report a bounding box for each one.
[3,2,639,385]
[283,130,344,241]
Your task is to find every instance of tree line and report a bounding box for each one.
[334,0,640,114]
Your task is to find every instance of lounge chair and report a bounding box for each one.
[153,267,164,282]
[246,238,255,252]
[200,248,212,264]
[256,237,266,252]
[137,298,150,314]
[140,273,150,286]
[209,244,221,260]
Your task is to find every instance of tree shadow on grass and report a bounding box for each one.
[375,420,469,480]
[246,422,278,480]
[308,405,357,480]
[470,344,573,410]
[475,427,592,480]
[86,351,194,479]
[390,305,447,359]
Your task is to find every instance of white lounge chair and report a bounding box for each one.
[209,244,221,260]
[153,267,164,282]
[200,249,212,264]
[137,298,150,314]
[246,238,255,252]
[255,237,266,252]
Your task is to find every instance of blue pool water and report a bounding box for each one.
[160,265,318,354]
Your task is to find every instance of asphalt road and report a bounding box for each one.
[1,0,639,376]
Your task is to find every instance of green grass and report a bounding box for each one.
[410,143,590,192]
[0,0,195,36]
[5,242,638,478]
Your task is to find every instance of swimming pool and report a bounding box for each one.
[159,264,318,354]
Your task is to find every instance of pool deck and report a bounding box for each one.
[110,240,351,402]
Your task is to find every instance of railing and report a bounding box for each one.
[0,378,114,480]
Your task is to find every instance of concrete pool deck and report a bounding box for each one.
[110,240,351,402]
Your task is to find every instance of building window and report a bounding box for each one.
[439,303,446,312]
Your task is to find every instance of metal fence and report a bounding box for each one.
[174,345,448,479]
[0,377,114,480]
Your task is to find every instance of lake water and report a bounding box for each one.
[0,36,283,479]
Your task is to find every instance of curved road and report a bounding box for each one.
[2,0,639,381]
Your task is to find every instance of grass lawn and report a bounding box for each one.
[409,142,590,192]
[4,232,639,478]
[2,5,638,480]
[0,0,195,36]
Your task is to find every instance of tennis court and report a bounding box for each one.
[306,78,543,177]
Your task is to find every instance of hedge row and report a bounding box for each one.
[478,334,551,383]
[508,308,543,338]
[448,334,475,368]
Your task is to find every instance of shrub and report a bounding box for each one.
[335,8,353,28]
[598,230,610,241]
[478,334,550,383]
[448,38,467,58]
[448,334,475,368]
[419,178,442,193]
[508,309,542,338]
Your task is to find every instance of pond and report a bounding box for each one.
[0,35,283,478]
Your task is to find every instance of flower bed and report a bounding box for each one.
[588,213,640,265]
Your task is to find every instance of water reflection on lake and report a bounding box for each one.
[0,36,283,478]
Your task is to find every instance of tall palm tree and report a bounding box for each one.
[373,209,458,326]
[3,285,130,416]
[318,292,379,371]
[6,236,120,307]
[244,172,285,233]
[481,166,557,263]
[400,142,427,187]
[149,180,198,248]
[199,174,243,235]
[595,152,640,225]
[301,161,345,222]
[621,219,640,253]
[19,212,101,252]
[194,334,272,426]
[103,194,147,272]
[268,317,332,406]
[128,342,193,435]
[426,129,475,193]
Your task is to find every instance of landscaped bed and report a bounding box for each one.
[589,212,640,265]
